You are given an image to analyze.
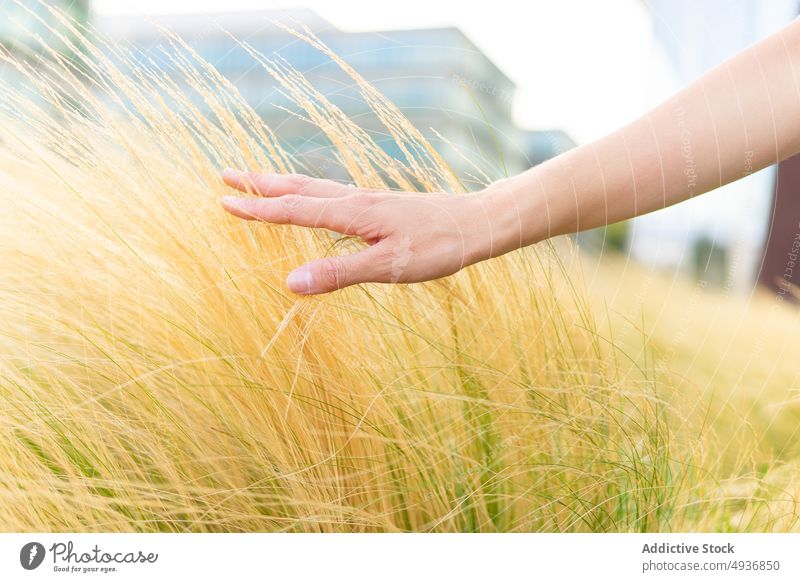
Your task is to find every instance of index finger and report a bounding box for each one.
[221,194,365,235]
[222,169,353,198]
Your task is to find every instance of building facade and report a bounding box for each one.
[0,0,89,59]
[99,9,567,189]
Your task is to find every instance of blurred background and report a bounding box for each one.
[2,0,799,298]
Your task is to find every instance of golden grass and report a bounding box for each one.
[0,5,797,532]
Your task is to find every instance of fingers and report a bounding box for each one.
[220,169,406,294]
[222,168,353,198]
[221,194,366,234]
[287,243,390,294]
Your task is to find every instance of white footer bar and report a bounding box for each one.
[1,533,797,581]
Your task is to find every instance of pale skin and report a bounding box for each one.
[221,18,800,295]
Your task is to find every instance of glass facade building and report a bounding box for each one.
[99,9,570,188]
[0,0,89,58]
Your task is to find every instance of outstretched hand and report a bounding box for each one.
[220,169,503,295]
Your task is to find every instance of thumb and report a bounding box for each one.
[286,243,389,295]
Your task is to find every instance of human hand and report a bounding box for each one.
[220,169,508,295]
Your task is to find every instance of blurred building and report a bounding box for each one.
[0,0,90,107]
[0,0,88,59]
[98,9,570,187]
[518,129,575,167]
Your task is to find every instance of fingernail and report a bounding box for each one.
[221,195,242,208]
[287,268,313,294]
[222,167,240,180]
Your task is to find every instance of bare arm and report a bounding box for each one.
[479,16,800,258]
[222,18,800,295]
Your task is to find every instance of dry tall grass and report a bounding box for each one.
[0,5,797,532]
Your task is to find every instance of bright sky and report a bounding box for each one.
[93,0,655,143]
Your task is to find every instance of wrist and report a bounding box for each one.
[471,171,552,262]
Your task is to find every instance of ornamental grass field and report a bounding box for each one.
[0,6,799,532]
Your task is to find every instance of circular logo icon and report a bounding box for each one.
[20,542,45,570]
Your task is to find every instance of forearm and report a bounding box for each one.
[479,17,800,259]
[221,19,800,294]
